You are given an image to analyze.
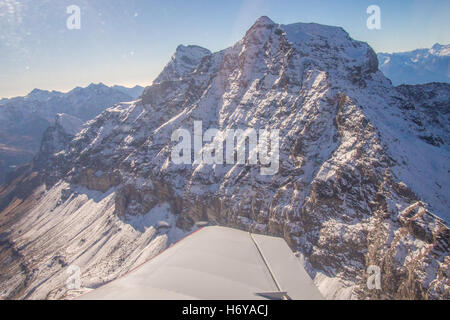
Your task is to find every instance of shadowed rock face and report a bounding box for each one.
[0,17,448,300]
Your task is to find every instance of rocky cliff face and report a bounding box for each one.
[0,17,448,300]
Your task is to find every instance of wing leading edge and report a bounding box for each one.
[79,226,323,300]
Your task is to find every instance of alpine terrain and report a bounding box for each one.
[0,17,448,300]
[0,83,144,184]
[378,44,450,85]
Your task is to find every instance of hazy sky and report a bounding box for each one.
[1,0,449,98]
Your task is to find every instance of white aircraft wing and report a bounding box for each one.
[79,226,323,300]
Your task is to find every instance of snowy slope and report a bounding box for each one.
[0,182,186,299]
[378,44,450,85]
[0,17,448,300]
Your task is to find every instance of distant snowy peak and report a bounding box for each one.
[246,15,276,32]
[246,16,378,74]
[0,83,142,122]
[245,16,353,48]
[2,83,144,105]
[378,44,450,85]
[254,15,275,25]
[79,83,144,99]
[26,88,62,102]
[153,44,211,83]
[430,43,450,57]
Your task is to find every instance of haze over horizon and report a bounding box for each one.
[1,0,449,98]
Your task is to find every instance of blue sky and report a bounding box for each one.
[1,0,449,98]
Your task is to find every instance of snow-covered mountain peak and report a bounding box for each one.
[28,88,50,96]
[71,82,110,95]
[254,15,275,25]
[241,16,277,47]
[281,22,377,75]
[26,88,61,102]
[430,43,450,56]
[86,82,109,89]
[282,21,348,40]
[153,44,211,84]
[226,17,378,96]
[175,44,210,55]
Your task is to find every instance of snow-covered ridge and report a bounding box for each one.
[153,45,212,84]
[429,43,450,57]
[377,43,450,85]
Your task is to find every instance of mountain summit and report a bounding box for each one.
[153,45,211,84]
[0,17,448,300]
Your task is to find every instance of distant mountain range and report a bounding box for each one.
[0,83,144,183]
[377,43,450,85]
